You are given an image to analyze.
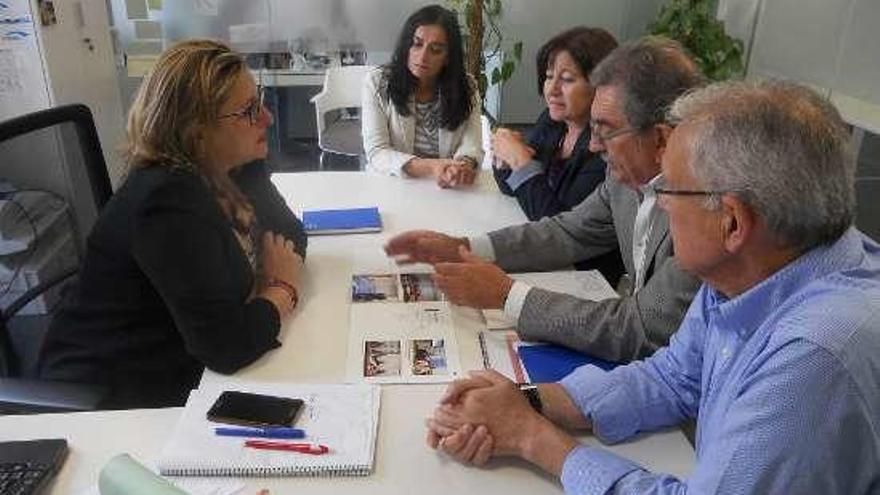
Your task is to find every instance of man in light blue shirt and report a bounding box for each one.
[425,80,880,493]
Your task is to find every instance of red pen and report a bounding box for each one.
[244,440,330,455]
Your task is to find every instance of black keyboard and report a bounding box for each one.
[0,462,52,495]
[0,440,67,495]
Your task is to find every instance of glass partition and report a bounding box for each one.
[110,0,437,171]
[107,0,686,171]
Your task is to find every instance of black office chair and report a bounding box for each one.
[0,104,111,413]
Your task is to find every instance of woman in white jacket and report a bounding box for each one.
[361,5,482,188]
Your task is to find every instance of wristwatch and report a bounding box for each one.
[518,383,543,414]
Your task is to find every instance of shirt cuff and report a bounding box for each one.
[467,234,497,261]
[503,280,532,321]
[505,160,544,191]
[561,445,641,495]
[560,365,641,444]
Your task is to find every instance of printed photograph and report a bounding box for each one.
[364,340,402,377]
[410,339,448,376]
[352,274,399,302]
[400,273,444,302]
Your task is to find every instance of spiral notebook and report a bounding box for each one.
[157,383,381,477]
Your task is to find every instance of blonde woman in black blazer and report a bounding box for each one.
[38,40,307,409]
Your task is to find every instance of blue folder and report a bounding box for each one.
[302,207,382,235]
[518,344,619,383]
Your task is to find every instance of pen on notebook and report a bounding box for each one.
[214,427,306,439]
[244,440,329,455]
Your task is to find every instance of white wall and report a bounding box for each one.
[734,0,880,133]
[722,0,880,239]
[497,0,666,123]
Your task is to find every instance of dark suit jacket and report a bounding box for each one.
[493,109,606,221]
[37,162,307,408]
[488,169,701,362]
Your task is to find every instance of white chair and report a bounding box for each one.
[310,65,374,168]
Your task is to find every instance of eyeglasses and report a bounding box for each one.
[650,176,729,197]
[589,122,641,145]
[219,86,265,125]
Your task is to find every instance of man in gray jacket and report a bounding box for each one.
[385,37,704,362]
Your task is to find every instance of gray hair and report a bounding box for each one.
[590,36,705,129]
[668,79,856,250]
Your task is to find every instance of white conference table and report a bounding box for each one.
[0,171,695,494]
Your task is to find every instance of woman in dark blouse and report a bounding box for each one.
[37,40,307,408]
[492,27,617,220]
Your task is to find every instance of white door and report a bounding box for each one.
[32,0,128,186]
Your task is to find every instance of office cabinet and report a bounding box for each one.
[0,0,124,241]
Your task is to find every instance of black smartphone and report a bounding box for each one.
[206,391,304,428]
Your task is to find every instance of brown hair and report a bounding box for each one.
[536,26,618,95]
[126,38,254,232]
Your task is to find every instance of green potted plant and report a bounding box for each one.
[649,0,744,81]
[447,0,522,119]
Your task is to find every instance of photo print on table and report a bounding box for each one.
[364,340,402,377]
[410,339,448,376]
[352,274,400,303]
[399,273,444,302]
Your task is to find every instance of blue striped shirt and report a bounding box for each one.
[559,227,880,494]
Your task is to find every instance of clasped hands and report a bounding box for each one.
[383,230,513,309]
[432,158,477,189]
[425,370,547,466]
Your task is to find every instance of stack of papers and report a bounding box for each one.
[346,272,462,384]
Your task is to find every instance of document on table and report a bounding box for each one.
[351,272,445,303]
[484,270,619,329]
[346,300,462,384]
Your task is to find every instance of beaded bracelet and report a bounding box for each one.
[268,278,299,310]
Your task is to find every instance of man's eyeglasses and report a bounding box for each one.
[650,176,729,197]
[219,86,265,125]
[589,122,642,145]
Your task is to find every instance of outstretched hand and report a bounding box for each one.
[384,230,468,265]
[432,246,513,309]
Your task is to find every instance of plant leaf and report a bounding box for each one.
[491,67,502,85]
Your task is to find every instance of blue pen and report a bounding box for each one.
[214,427,306,439]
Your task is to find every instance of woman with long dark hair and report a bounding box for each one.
[362,4,482,188]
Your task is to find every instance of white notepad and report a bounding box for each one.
[157,383,381,477]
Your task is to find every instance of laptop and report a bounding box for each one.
[0,439,68,495]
